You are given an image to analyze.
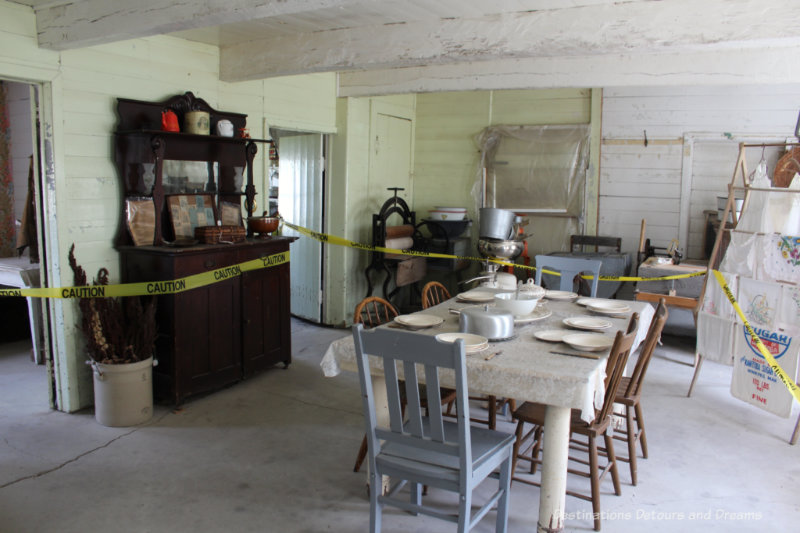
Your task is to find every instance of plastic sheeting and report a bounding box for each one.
[474,125,590,256]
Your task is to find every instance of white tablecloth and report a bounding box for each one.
[321,294,654,422]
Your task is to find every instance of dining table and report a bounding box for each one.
[321,289,654,533]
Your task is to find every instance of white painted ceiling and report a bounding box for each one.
[9,0,800,91]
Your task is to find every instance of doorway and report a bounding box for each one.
[274,130,326,323]
[0,79,51,410]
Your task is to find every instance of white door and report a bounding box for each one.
[278,134,324,322]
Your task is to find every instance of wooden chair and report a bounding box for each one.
[570,235,622,253]
[421,281,513,429]
[510,313,640,532]
[421,281,450,309]
[352,296,457,473]
[353,296,399,327]
[353,324,515,533]
[534,255,602,297]
[612,299,668,485]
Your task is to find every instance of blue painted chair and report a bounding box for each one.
[352,324,515,533]
[534,254,603,297]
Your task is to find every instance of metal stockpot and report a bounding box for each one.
[479,208,516,240]
[458,305,515,341]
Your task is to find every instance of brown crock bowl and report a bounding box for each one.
[247,215,279,234]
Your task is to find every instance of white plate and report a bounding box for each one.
[562,333,615,352]
[544,290,578,301]
[435,333,489,353]
[563,316,613,331]
[456,290,496,303]
[514,306,553,324]
[394,314,444,329]
[534,329,567,343]
[576,297,605,307]
[586,301,631,315]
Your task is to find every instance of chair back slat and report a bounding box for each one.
[625,300,668,397]
[425,364,446,442]
[596,313,639,423]
[403,360,424,436]
[534,254,603,297]
[352,325,472,474]
[383,357,404,433]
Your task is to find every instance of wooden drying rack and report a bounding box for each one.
[692,141,800,445]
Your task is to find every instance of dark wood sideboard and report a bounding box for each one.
[114,93,294,404]
[120,238,294,404]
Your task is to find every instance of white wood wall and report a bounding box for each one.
[0,0,339,411]
[6,80,32,250]
[600,85,800,259]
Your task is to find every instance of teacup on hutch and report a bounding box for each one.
[184,111,210,135]
[216,119,234,137]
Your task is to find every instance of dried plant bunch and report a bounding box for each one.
[68,244,157,364]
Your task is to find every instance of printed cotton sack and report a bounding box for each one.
[730,324,799,418]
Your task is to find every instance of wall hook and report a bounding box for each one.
[643,130,648,147]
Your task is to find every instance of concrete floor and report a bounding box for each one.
[1,318,798,533]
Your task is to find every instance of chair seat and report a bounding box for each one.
[378,417,515,485]
[512,401,603,435]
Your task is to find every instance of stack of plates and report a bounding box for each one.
[544,290,578,301]
[561,333,615,352]
[563,316,613,331]
[534,329,568,343]
[514,306,552,324]
[393,314,444,330]
[586,301,631,316]
[435,333,489,353]
[576,297,605,307]
[456,290,496,303]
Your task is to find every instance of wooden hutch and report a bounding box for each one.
[114,92,294,404]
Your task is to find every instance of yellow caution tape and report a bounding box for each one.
[0,218,703,299]
[282,220,705,283]
[711,270,800,405]
[0,251,289,299]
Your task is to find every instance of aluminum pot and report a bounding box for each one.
[479,208,516,240]
[458,305,515,341]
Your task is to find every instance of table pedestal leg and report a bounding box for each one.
[369,374,391,494]
[538,405,570,533]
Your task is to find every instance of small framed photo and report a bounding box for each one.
[220,201,243,227]
[125,198,156,246]
[166,194,217,238]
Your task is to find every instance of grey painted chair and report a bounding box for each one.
[352,324,515,533]
[534,254,603,297]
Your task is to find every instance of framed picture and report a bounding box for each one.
[220,201,243,227]
[125,198,156,246]
[167,194,217,238]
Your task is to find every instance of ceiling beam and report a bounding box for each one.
[337,45,800,97]
[35,0,369,50]
[221,0,800,81]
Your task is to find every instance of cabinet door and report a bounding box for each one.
[241,262,291,376]
[174,275,242,398]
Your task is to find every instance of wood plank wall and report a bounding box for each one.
[600,85,800,259]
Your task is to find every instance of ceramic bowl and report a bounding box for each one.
[493,292,541,316]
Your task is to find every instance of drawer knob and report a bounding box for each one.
[204,259,215,269]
